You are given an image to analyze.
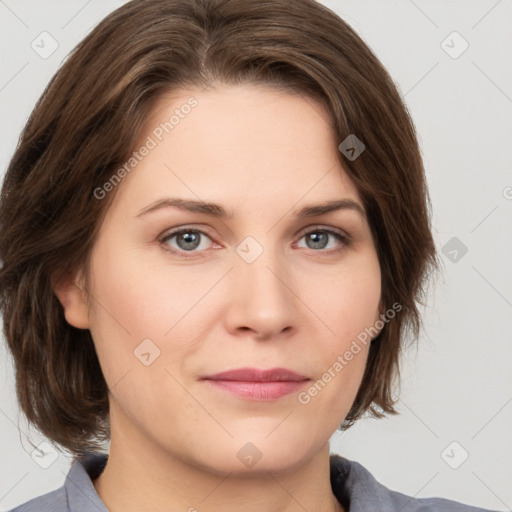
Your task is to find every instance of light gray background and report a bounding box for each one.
[1,0,511,510]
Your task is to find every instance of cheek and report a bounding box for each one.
[301,254,381,349]
[88,239,202,336]
[300,267,379,421]
[298,254,380,403]
[85,240,219,383]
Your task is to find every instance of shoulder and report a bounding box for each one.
[329,454,502,512]
[383,484,500,512]
[6,452,109,512]
[6,486,67,512]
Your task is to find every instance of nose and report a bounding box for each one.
[224,247,300,341]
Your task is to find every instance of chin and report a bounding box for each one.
[186,433,317,477]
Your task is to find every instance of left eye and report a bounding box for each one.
[296,229,350,251]
[160,227,350,256]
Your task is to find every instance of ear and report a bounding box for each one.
[53,269,90,329]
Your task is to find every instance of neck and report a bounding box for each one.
[93,424,344,512]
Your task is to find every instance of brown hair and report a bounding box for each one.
[0,0,440,455]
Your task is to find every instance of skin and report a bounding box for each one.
[55,83,383,512]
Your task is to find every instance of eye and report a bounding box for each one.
[295,227,351,253]
[160,228,215,256]
[159,226,352,258]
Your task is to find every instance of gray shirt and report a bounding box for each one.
[8,453,501,512]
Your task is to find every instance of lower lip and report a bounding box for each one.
[203,380,309,400]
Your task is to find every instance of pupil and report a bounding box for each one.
[308,232,327,249]
[178,232,199,250]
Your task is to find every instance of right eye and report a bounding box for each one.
[159,228,218,257]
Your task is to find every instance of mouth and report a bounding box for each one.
[200,367,310,401]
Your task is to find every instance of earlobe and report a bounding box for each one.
[53,269,90,329]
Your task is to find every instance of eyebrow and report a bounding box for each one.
[136,197,366,220]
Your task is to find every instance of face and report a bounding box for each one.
[58,83,382,475]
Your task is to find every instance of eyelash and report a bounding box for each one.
[158,226,352,258]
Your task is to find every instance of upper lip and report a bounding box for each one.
[201,367,310,382]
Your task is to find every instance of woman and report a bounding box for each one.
[0,0,500,511]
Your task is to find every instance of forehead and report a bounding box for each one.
[111,83,362,213]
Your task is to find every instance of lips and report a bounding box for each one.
[201,367,310,400]
[202,367,309,382]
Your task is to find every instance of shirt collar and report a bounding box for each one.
[65,452,393,512]
[330,453,397,511]
[66,453,109,512]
